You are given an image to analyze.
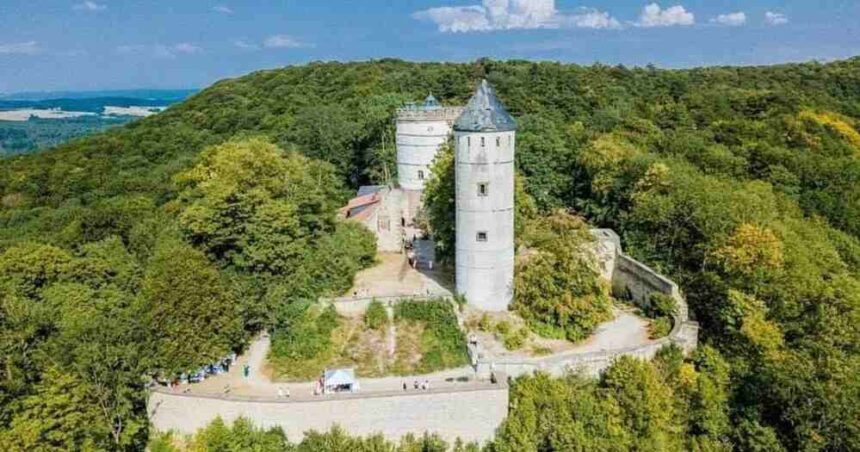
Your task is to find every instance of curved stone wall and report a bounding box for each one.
[473,229,699,379]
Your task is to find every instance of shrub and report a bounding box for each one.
[364,300,388,331]
[513,211,614,343]
[394,299,468,373]
[646,293,678,319]
[270,302,340,362]
[503,327,529,350]
[649,317,673,339]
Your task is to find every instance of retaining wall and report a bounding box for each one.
[148,385,507,444]
[473,229,698,379]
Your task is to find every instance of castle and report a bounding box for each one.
[343,80,516,312]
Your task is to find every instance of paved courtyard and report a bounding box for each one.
[342,250,453,300]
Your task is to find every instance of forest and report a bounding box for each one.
[1,57,859,450]
[0,116,132,157]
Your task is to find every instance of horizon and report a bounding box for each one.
[1,0,858,92]
[3,54,858,96]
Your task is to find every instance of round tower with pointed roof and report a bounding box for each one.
[453,80,516,311]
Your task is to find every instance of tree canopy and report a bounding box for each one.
[1,57,860,450]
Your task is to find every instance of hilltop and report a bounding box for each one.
[1,58,859,451]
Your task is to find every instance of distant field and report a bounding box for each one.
[0,89,195,156]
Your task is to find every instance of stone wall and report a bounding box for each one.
[148,385,508,444]
[472,229,699,379]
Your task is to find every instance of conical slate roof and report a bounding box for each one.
[453,79,516,132]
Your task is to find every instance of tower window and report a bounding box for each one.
[477,182,489,197]
[481,137,485,147]
[467,137,471,147]
[417,170,425,180]
[476,231,488,242]
[496,137,501,147]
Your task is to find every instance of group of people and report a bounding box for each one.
[403,379,431,391]
[405,235,433,271]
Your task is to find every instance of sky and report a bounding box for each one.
[0,1,858,93]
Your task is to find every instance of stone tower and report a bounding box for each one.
[395,95,464,191]
[453,80,516,311]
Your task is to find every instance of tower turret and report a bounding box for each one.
[453,80,516,311]
[395,95,463,191]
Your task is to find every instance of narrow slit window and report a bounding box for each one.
[481,137,485,147]
[467,137,471,147]
[496,137,501,147]
[417,170,425,180]
[477,182,489,197]
[476,231,488,242]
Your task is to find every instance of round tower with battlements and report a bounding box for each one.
[395,95,464,191]
[453,80,516,311]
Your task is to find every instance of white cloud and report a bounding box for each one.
[172,43,202,54]
[264,35,307,49]
[413,0,621,32]
[765,11,788,26]
[73,1,106,12]
[234,39,260,50]
[117,43,202,59]
[635,3,694,28]
[711,11,746,27]
[0,41,41,55]
[213,5,233,14]
[565,8,622,30]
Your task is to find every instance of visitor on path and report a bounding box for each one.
[413,380,419,390]
[424,379,430,390]
[403,382,407,391]
[285,388,290,399]
[243,364,250,378]
[278,387,284,398]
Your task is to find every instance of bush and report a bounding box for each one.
[270,302,340,362]
[514,211,614,342]
[649,317,673,339]
[364,300,388,331]
[394,299,468,372]
[645,293,678,319]
[503,327,529,350]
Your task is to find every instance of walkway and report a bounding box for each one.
[342,253,453,300]
[181,334,480,402]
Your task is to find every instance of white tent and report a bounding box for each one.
[323,368,358,393]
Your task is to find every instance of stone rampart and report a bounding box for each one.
[473,229,698,379]
[148,385,507,444]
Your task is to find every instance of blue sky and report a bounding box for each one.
[0,1,858,93]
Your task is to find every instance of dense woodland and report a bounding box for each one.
[0,116,132,156]
[1,57,859,450]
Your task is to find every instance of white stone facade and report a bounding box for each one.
[454,130,515,311]
[395,107,462,191]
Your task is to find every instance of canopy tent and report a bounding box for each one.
[322,368,358,394]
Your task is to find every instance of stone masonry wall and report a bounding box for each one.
[474,229,698,379]
[148,386,508,444]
